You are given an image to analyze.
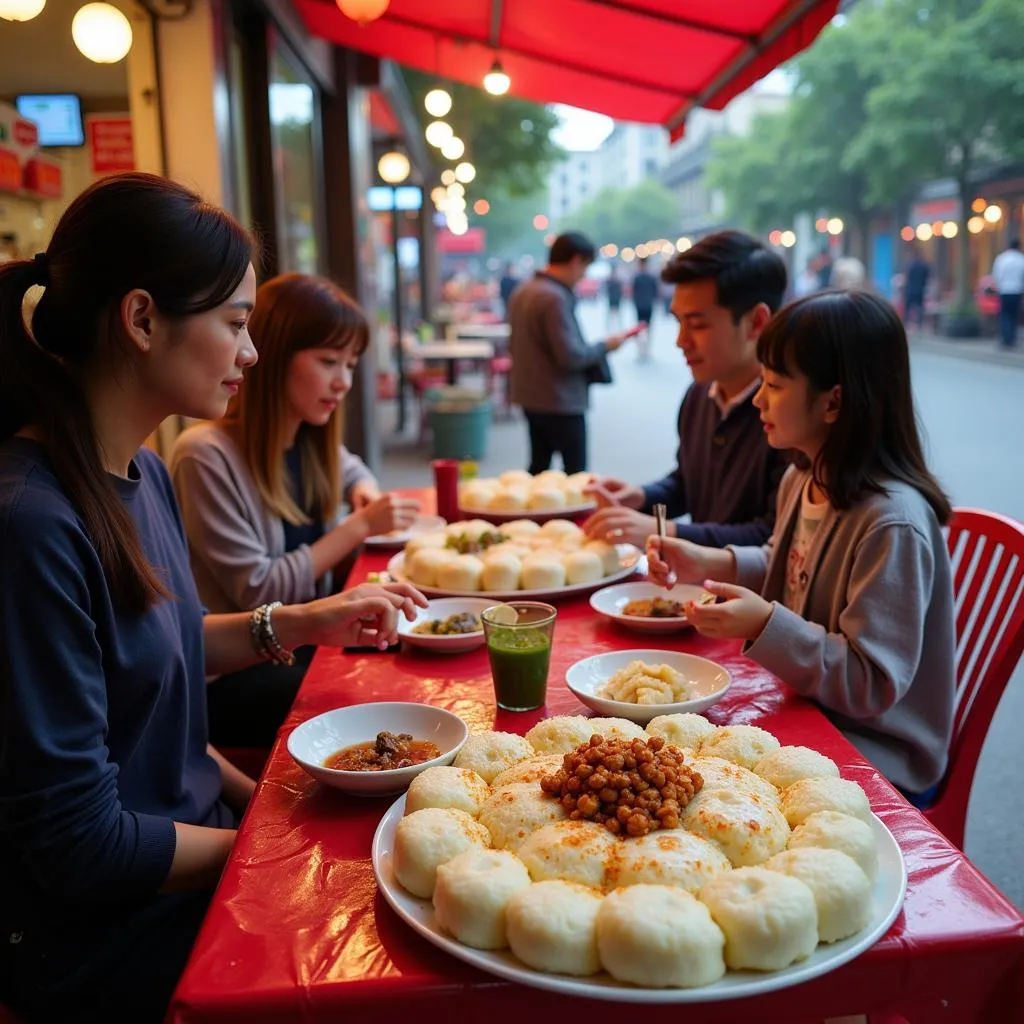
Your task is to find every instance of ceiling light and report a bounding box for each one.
[72,3,133,63]
[0,0,45,21]
[337,0,389,25]
[483,59,510,96]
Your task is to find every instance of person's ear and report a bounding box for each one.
[121,289,159,354]
[823,384,842,424]
[747,302,773,340]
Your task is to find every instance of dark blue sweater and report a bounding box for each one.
[641,382,788,547]
[0,439,229,949]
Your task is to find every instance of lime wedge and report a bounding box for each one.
[486,603,519,625]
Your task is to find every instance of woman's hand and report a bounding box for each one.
[354,493,422,537]
[294,582,428,650]
[350,480,382,510]
[684,581,773,641]
[645,535,712,587]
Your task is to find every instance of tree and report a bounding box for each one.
[559,179,680,248]
[848,0,1024,308]
[402,69,564,199]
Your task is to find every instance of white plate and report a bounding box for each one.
[565,649,731,724]
[397,597,495,653]
[366,515,447,549]
[458,502,596,524]
[287,702,469,797]
[386,545,641,602]
[590,582,709,634]
[373,794,907,1003]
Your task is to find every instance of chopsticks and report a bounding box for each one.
[653,503,667,557]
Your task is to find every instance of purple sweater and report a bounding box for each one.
[642,382,788,547]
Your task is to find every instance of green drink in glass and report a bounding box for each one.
[482,602,557,712]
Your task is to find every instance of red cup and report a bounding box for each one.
[432,459,460,524]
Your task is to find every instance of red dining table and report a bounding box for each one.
[170,508,1024,1024]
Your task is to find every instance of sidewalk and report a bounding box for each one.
[910,330,1024,369]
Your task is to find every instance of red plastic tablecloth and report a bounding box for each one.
[171,541,1024,1024]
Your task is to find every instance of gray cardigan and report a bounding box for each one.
[508,272,611,415]
[168,422,375,613]
[731,467,955,793]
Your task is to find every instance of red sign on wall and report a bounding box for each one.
[13,119,38,148]
[86,115,134,175]
[0,147,20,191]
[23,157,62,198]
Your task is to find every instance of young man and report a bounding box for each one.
[508,232,631,474]
[585,230,788,548]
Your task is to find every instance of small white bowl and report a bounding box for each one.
[564,649,731,725]
[287,702,469,796]
[590,581,708,634]
[397,597,496,653]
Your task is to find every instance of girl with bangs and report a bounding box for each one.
[170,274,420,747]
[0,176,424,1021]
[648,290,956,806]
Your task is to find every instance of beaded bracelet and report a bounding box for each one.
[249,601,296,666]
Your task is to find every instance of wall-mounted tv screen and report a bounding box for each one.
[15,94,85,147]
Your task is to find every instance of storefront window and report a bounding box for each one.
[269,44,321,273]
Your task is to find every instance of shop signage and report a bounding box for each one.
[0,148,21,192]
[86,114,134,175]
[23,157,62,198]
[437,227,486,254]
[0,100,64,199]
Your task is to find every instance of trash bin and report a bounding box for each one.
[427,387,492,461]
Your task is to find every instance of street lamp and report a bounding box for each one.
[454,161,476,184]
[377,148,412,430]
[440,136,465,161]
[425,120,453,148]
[424,88,452,118]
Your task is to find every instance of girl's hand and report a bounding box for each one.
[645,535,712,587]
[300,583,428,650]
[684,581,773,641]
[350,480,382,510]
[355,493,421,536]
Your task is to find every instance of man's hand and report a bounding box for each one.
[585,477,645,510]
[583,506,671,548]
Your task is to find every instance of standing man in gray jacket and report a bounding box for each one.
[508,232,631,473]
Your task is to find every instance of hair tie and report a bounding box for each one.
[32,252,49,287]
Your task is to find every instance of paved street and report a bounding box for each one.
[378,298,1024,909]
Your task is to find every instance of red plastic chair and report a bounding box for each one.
[925,508,1024,848]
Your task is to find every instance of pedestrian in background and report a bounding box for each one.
[903,248,931,333]
[508,232,632,473]
[992,237,1024,349]
[605,267,623,330]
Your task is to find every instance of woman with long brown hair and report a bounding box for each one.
[170,273,419,746]
[0,174,424,1022]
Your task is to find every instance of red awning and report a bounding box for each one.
[296,0,839,139]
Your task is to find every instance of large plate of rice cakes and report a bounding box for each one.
[371,716,907,1002]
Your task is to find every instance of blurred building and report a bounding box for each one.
[660,76,790,241]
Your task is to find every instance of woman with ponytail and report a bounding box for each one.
[0,173,425,1022]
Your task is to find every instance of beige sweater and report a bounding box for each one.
[731,467,956,793]
[168,422,374,613]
